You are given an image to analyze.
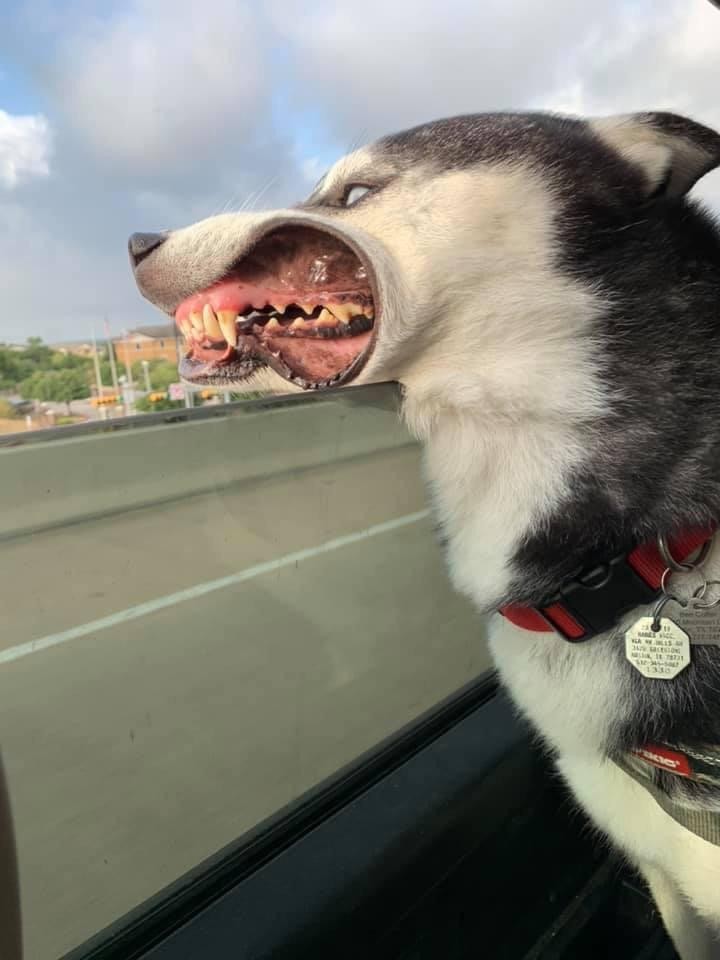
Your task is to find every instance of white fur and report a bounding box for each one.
[591,114,717,197]
[136,133,720,956]
[340,150,720,953]
[487,544,720,954]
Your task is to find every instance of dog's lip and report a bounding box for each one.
[173,216,381,389]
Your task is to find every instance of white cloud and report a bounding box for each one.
[1,0,720,344]
[50,0,267,176]
[0,110,52,188]
[267,0,720,144]
[267,0,630,139]
[299,155,325,184]
[270,0,720,211]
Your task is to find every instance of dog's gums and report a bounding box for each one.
[174,226,377,389]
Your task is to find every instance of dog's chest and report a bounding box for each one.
[487,616,626,755]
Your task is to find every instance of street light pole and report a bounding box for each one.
[174,328,192,408]
[104,317,119,394]
[91,327,103,393]
[91,327,108,420]
[141,359,152,392]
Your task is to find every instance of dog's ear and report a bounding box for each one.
[591,112,720,198]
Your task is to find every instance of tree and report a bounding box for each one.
[0,348,30,391]
[19,368,91,415]
[22,337,54,369]
[51,351,92,373]
[145,360,179,392]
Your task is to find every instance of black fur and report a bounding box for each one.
[389,112,720,779]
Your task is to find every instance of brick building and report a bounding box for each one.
[113,325,179,366]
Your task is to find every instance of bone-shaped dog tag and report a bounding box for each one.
[625,616,691,680]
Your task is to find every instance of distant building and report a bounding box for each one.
[113,324,179,366]
[53,341,96,357]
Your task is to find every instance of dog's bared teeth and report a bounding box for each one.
[217,310,238,346]
[190,310,203,334]
[203,303,222,340]
[299,302,314,315]
[266,317,282,333]
[290,317,308,330]
[315,308,339,328]
[271,302,287,314]
[328,302,363,324]
[178,317,192,342]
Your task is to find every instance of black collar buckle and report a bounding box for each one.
[545,554,660,643]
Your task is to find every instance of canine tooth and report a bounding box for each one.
[190,311,203,333]
[290,317,307,330]
[300,302,314,315]
[266,317,282,332]
[178,317,192,339]
[271,302,287,314]
[217,310,238,346]
[315,308,338,328]
[203,303,222,339]
[366,304,375,319]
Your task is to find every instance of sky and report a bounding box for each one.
[0,0,719,344]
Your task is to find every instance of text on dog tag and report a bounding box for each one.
[625,617,691,680]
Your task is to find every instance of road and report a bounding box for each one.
[0,441,488,960]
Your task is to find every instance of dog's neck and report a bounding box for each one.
[407,404,585,613]
[412,395,720,760]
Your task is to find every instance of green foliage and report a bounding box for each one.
[19,368,91,413]
[51,351,89,371]
[98,359,117,385]
[0,350,28,391]
[107,359,178,392]
[1,337,185,421]
[0,337,93,392]
[22,336,54,368]
[143,360,179,392]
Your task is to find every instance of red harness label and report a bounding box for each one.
[631,744,692,777]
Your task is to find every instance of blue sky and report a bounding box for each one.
[0,60,42,115]
[0,0,719,343]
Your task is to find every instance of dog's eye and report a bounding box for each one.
[343,185,372,207]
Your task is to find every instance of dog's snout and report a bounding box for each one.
[128,232,167,268]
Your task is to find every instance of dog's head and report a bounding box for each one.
[130,110,720,430]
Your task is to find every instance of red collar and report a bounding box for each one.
[500,526,714,641]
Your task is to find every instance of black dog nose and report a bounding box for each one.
[128,232,167,267]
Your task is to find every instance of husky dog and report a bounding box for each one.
[130,111,720,957]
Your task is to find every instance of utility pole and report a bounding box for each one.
[91,327,108,420]
[91,327,103,395]
[104,317,119,394]
[174,329,192,407]
[141,359,152,392]
[124,354,134,389]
